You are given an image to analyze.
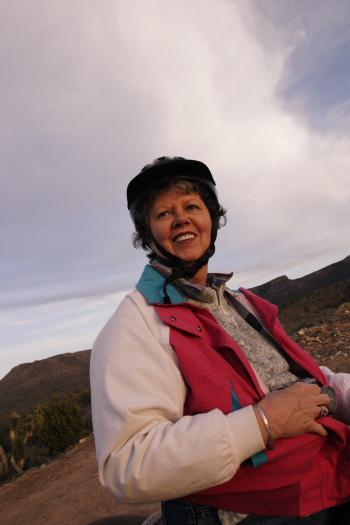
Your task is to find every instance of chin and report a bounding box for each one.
[175,252,203,263]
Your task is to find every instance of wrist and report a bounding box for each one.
[254,403,275,450]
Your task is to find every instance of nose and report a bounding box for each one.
[172,208,191,228]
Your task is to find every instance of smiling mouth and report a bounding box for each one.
[173,233,196,243]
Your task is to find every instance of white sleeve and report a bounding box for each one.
[90,291,265,503]
[321,366,350,423]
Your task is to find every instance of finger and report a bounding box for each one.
[308,392,331,405]
[301,383,322,394]
[315,393,332,407]
[310,422,328,437]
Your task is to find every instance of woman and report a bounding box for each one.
[90,156,350,524]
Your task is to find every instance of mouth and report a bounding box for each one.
[173,232,197,243]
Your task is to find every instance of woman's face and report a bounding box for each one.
[148,189,212,263]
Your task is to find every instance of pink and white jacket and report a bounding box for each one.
[90,265,350,515]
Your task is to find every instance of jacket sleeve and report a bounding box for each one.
[321,366,350,424]
[90,291,265,503]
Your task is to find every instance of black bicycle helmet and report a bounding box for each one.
[127,156,217,221]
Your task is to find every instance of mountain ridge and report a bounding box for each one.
[251,254,350,306]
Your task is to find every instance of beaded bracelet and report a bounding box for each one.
[256,404,275,450]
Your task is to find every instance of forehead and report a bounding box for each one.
[151,188,203,208]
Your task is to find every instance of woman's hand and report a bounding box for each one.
[257,382,331,441]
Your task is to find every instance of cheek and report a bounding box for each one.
[149,222,167,243]
[202,215,213,238]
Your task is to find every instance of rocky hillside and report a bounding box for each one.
[285,301,350,373]
[0,350,91,425]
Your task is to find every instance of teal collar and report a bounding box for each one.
[136,265,186,305]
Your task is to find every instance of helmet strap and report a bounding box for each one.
[151,236,216,304]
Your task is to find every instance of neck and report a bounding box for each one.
[185,264,208,286]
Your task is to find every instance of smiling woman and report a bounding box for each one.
[128,157,227,296]
[90,156,350,525]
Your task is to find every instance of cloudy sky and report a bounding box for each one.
[1,0,350,380]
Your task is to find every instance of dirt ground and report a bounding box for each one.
[0,435,160,525]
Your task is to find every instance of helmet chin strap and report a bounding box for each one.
[151,234,216,304]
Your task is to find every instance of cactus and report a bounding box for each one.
[8,412,33,473]
[0,444,9,477]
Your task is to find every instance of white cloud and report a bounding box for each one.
[0,290,127,380]
[0,0,349,376]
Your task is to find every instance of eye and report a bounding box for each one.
[156,210,169,219]
[187,203,200,211]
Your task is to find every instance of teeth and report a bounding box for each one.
[174,233,195,242]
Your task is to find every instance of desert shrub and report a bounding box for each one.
[31,394,90,455]
[74,388,91,407]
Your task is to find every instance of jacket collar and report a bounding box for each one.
[136,265,185,304]
[136,266,279,332]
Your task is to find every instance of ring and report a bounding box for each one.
[319,406,329,418]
